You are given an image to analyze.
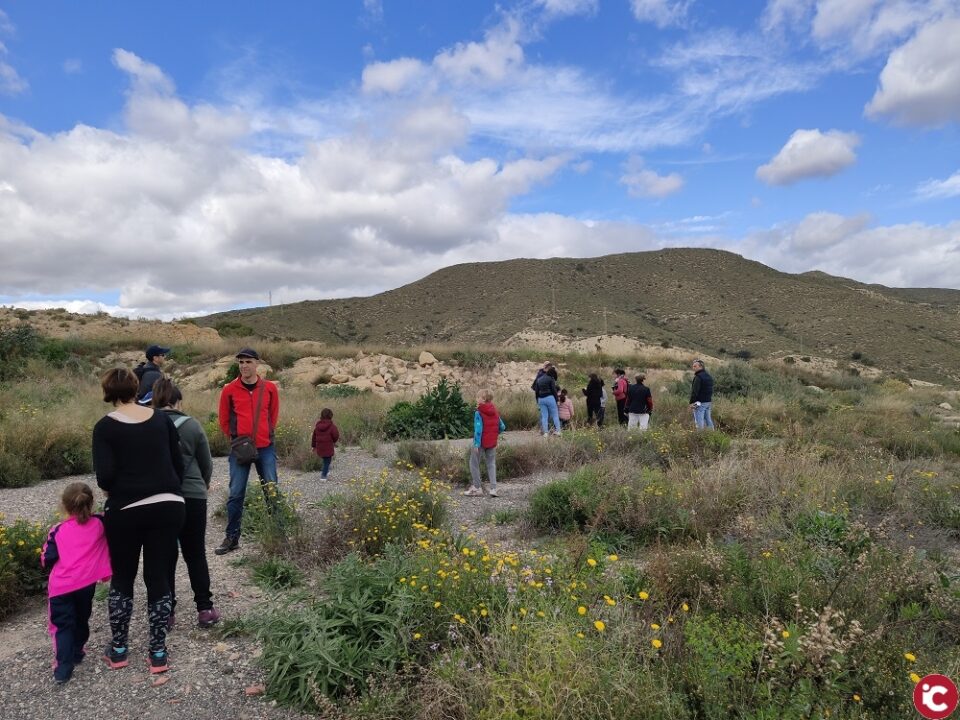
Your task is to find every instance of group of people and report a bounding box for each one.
[530,358,715,434]
[41,345,323,683]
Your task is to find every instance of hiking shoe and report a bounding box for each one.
[103,646,129,669]
[462,487,482,496]
[489,488,499,498]
[53,664,73,684]
[319,475,328,482]
[214,536,240,556]
[148,650,170,674]
[198,608,221,628]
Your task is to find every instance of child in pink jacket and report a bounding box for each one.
[41,482,112,684]
[557,388,575,428]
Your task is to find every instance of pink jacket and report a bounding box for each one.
[42,516,112,598]
[558,398,575,420]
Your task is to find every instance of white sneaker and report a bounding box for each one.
[489,488,499,498]
[463,487,482,496]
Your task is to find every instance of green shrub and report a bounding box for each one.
[252,557,304,590]
[0,452,41,488]
[711,361,799,399]
[316,384,363,398]
[0,325,41,380]
[384,378,472,440]
[215,321,256,337]
[529,467,600,531]
[241,483,303,556]
[0,517,48,618]
[449,349,497,369]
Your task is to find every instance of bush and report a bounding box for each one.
[712,361,798,399]
[529,467,600,531]
[0,325,41,380]
[449,350,497,369]
[384,379,472,440]
[0,517,48,618]
[252,557,304,590]
[316,384,363,399]
[0,452,41,488]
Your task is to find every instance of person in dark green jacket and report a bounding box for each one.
[153,379,220,629]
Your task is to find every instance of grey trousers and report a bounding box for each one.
[469,447,497,488]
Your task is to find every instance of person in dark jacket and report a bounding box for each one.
[689,359,715,429]
[532,366,562,436]
[582,374,604,426]
[153,379,220,631]
[93,367,185,675]
[135,345,169,405]
[311,408,340,481]
[626,374,653,430]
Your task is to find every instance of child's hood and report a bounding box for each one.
[478,402,499,420]
[316,418,334,431]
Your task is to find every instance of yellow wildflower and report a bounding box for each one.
[594,620,605,632]
[587,558,597,567]
[651,639,662,649]
[904,652,916,662]
[577,606,587,616]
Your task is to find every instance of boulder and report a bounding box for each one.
[372,374,386,388]
[330,373,351,384]
[347,377,374,391]
[939,402,954,411]
[806,385,824,393]
[418,351,438,366]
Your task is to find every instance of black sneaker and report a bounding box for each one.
[53,664,73,684]
[103,646,129,669]
[214,536,239,555]
[148,650,170,674]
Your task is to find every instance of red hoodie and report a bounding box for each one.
[477,402,503,449]
[311,419,340,458]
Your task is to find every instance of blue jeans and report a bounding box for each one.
[537,396,562,433]
[225,443,278,539]
[320,456,332,478]
[693,402,714,430]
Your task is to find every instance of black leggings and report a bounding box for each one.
[104,502,184,602]
[169,498,213,612]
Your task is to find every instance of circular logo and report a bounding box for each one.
[914,675,959,720]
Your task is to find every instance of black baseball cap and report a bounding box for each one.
[146,345,171,360]
[235,348,260,360]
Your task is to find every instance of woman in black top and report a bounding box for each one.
[93,368,184,675]
[582,373,604,426]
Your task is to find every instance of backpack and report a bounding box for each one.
[133,362,147,380]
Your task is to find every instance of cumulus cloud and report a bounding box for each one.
[535,0,599,17]
[866,16,960,127]
[756,128,860,185]
[361,57,428,94]
[0,12,27,96]
[434,18,525,84]
[0,50,570,315]
[630,0,693,28]
[620,156,684,198]
[916,170,960,200]
[744,212,960,288]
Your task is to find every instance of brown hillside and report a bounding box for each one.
[196,249,960,383]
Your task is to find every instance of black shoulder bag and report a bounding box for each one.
[231,382,265,465]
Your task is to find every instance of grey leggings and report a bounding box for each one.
[469,447,497,488]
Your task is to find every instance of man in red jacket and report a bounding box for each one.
[215,348,280,555]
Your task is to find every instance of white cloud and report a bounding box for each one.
[361,57,428,93]
[63,58,83,74]
[434,18,525,84]
[535,0,598,17]
[620,156,684,198]
[916,170,960,200]
[0,50,569,315]
[866,16,960,127]
[744,211,960,288]
[761,0,815,34]
[756,128,860,185]
[630,0,693,28]
[0,16,27,96]
[0,9,12,35]
[363,0,383,23]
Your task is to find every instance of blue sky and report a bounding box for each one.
[0,0,958,318]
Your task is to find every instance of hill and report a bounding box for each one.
[195,249,960,383]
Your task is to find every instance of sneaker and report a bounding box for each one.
[319,475,328,481]
[489,488,499,498]
[541,432,549,438]
[214,536,240,556]
[198,608,221,628]
[53,664,73,684]
[462,487,482,496]
[103,646,129,669]
[166,612,175,631]
[148,650,170,674]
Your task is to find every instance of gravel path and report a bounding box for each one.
[0,432,561,719]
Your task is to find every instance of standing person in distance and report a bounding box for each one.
[135,345,169,405]
[464,389,506,498]
[533,363,562,437]
[626,374,654,430]
[557,388,575,429]
[41,482,112,684]
[689,359,715,430]
[216,348,280,555]
[152,378,220,630]
[311,408,340,481]
[92,368,185,674]
[612,368,629,426]
[582,373,604,427]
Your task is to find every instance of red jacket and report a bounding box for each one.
[218,377,280,449]
[311,419,340,458]
[613,376,628,401]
